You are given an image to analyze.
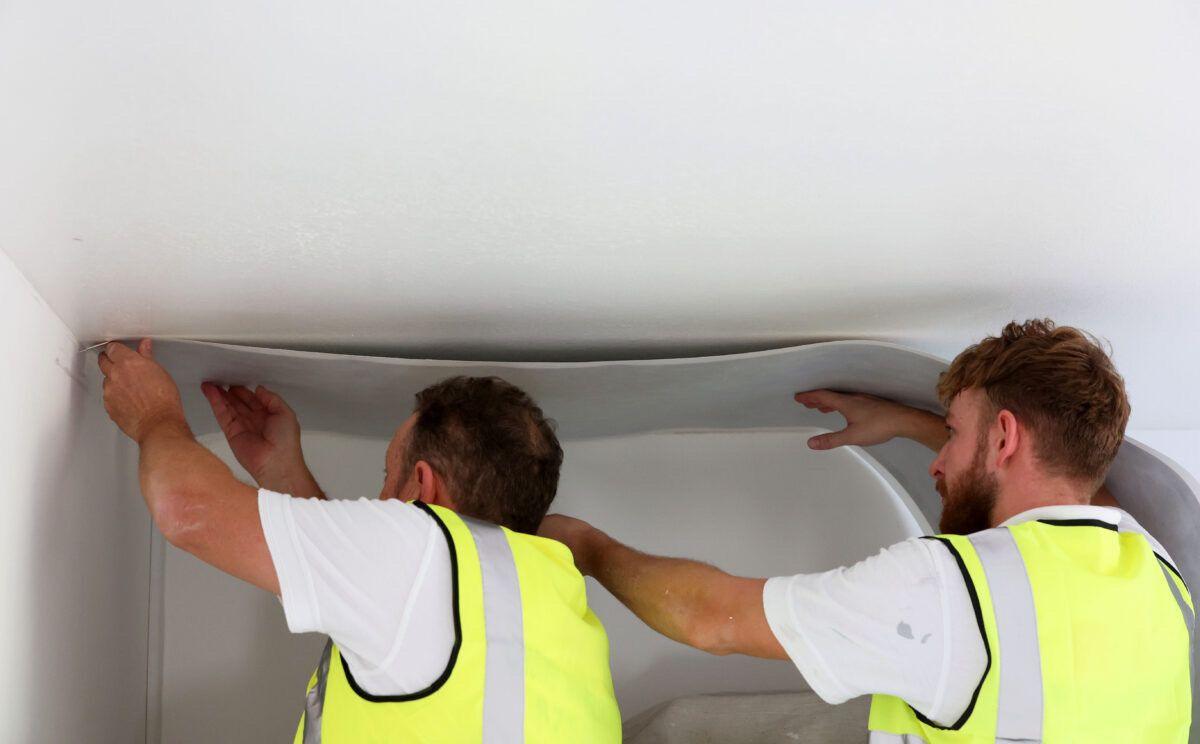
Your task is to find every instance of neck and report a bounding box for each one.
[990,477,1093,527]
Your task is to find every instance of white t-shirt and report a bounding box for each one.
[762,504,1163,727]
[257,489,454,695]
[259,489,1163,711]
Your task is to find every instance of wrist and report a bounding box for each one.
[136,412,192,446]
[897,407,947,449]
[256,459,319,495]
[255,456,312,492]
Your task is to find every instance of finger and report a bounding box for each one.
[201,382,236,425]
[229,385,264,413]
[794,389,844,410]
[201,383,250,436]
[104,341,136,362]
[215,383,252,416]
[97,353,114,377]
[807,429,852,451]
[138,337,154,359]
[255,386,292,414]
[201,382,226,411]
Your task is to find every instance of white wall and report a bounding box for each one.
[0,251,150,743]
[158,428,919,742]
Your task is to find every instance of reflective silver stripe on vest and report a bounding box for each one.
[1158,562,1198,744]
[967,528,1043,743]
[301,516,525,743]
[463,515,525,744]
[869,732,929,743]
[302,639,333,744]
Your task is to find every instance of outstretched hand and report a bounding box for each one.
[794,389,944,452]
[200,382,313,493]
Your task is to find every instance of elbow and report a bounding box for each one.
[679,577,770,657]
[151,488,206,551]
[682,605,740,657]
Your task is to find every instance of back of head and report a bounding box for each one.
[937,319,1131,486]
[402,376,563,534]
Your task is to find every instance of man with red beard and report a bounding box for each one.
[542,320,1194,743]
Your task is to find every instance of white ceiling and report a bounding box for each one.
[2,0,1198,428]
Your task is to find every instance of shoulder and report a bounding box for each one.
[257,492,444,584]
[766,536,950,607]
[762,535,978,720]
[260,491,436,533]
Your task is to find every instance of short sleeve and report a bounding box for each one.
[762,537,986,726]
[257,490,456,693]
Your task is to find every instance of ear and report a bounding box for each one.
[414,461,456,510]
[413,461,435,503]
[995,409,1021,469]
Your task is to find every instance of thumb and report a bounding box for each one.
[138,338,154,359]
[808,429,851,451]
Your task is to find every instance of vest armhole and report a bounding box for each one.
[338,500,464,703]
[912,535,993,731]
[1155,552,1190,595]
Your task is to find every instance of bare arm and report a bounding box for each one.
[540,516,786,659]
[794,389,948,453]
[138,418,280,593]
[795,389,1119,505]
[100,340,280,594]
[538,390,947,660]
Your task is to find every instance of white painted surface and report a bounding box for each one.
[0,252,150,742]
[158,428,919,741]
[2,0,1198,429]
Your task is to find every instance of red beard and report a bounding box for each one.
[936,445,998,535]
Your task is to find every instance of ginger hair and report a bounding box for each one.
[938,319,1130,484]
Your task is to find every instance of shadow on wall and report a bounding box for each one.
[23,356,150,743]
[160,545,324,743]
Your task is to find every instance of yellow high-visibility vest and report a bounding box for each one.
[869,518,1194,743]
[294,502,622,743]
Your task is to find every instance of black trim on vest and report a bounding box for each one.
[914,536,992,731]
[338,500,463,703]
[1036,518,1118,532]
[1155,552,1189,592]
